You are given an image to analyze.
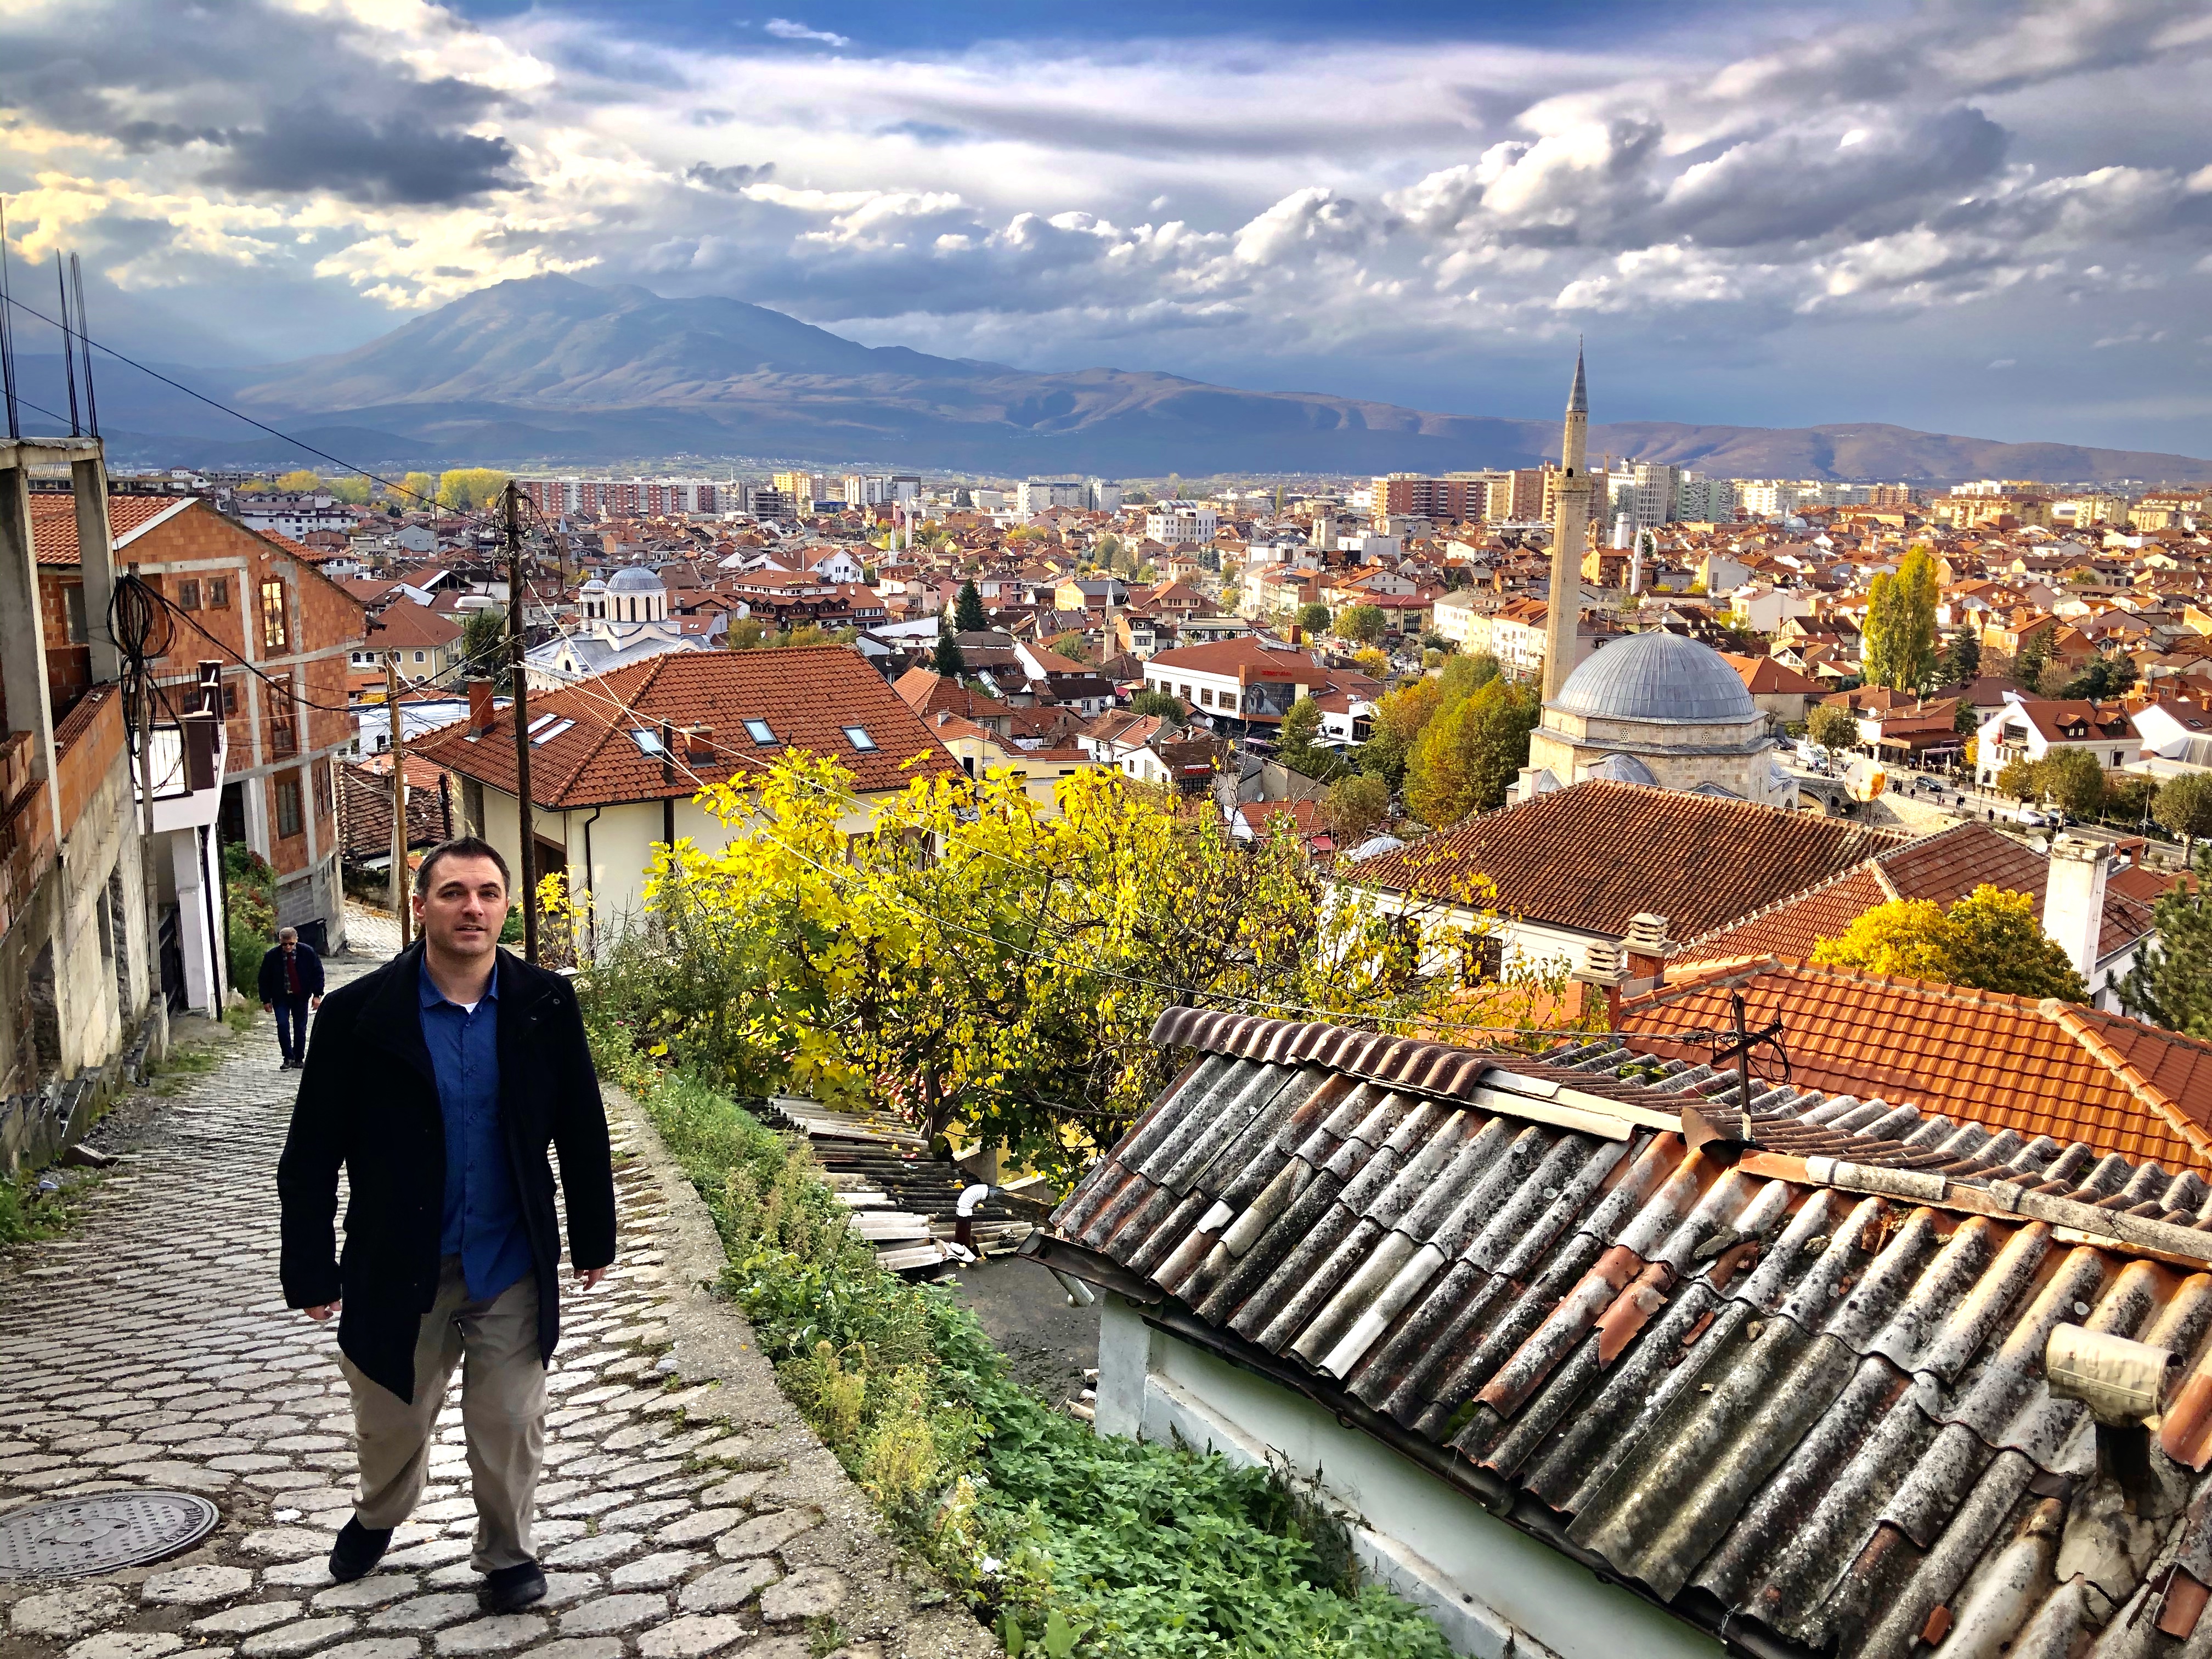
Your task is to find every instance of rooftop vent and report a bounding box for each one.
[1623,913,1670,955]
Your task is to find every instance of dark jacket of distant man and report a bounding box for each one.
[258,938,326,1004]
[275,940,616,1401]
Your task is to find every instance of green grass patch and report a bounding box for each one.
[0,1169,98,1245]
[633,1069,1451,1659]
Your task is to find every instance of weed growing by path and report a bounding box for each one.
[631,1069,1451,1659]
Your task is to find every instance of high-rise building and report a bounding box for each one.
[1369,473,1487,523]
[1145,501,1218,546]
[1018,479,1088,514]
[772,471,827,507]
[1485,469,1548,523]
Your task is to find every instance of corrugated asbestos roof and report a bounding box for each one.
[1041,1005,2212,1659]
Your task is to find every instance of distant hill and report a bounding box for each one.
[42,278,2210,480]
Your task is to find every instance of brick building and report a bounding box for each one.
[31,494,367,952]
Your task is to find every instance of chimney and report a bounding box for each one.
[1623,912,1670,983]
[180,710,220,794]
[466,677,494,737]
[1573,940,1628,1029]
[2044,833,2108,986]
[683,725,716,763]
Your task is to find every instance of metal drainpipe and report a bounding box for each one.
[580,804,603,957]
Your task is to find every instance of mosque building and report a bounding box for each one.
[1520,350,1797,808]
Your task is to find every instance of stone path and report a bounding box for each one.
[0,909,991,1659]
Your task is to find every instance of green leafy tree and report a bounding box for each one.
[2039,747,2106,819]
[1807,703,1859,762]
[2123,845,2212,1035]
[1325,772,1391,846]
[1296,601,1333,637]
[2154,774,2212,855]
[457,608,511,694]
[1437,652,1501,700]
[1995,755,2040,800]
[932,627,966,679]
[1938,628,1982,685]
[1129,689,1184,720]
[1404,679,1541,827]
[398,471,437,509]
[953,580,987,633]
[2062,654,2138,701]
[2015,630,2052,694]
[1274,696,1347,781]
[327,475,373,505]
[2103,771,2157,827]
[1341,603,1387,646]
[1812,884,2087,1001]
[1862,548,1939,691]
[1092,532,1125,573]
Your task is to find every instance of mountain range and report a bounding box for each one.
[27,275,2210,482]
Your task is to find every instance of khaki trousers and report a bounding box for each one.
[341,1256,545,1572]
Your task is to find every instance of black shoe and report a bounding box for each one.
[328,1518,392,1583]
[478,1561,546,1613]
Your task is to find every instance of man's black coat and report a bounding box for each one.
[257,941,325,1003]
[276,941,616,1402]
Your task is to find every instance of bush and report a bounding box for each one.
[223,843,278,992]
[629,1068,1452,1659]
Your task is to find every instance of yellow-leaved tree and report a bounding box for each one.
[1810,884,2086,1001]
[437,469,510,512]
[582,753,1547,1178]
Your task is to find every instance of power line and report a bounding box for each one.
[0,279,522,532]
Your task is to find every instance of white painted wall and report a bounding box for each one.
[1097,1297,1720,1659]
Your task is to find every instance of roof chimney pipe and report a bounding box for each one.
[466,677,494,738]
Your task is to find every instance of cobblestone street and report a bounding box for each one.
[0,910,991,1659]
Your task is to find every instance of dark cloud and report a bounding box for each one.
[685,161,775,190]
[203,99,519,205]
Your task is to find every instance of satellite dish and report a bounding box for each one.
[1846,757,1888,802]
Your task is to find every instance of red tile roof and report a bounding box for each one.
[1619,956,2212,1174]
[1146,637,1330,680]
[1350,778,1905,940]
[29,493,193,564]
[1674,820,2166,965]
[413,646,957,808]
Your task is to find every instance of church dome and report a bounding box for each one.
[607,566,665,592]
[1551,630,1755,724]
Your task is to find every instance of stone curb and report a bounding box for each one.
[601,1084,996,1659]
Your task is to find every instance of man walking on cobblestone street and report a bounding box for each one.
[257,926,325,1069]
[276,834,617,1617]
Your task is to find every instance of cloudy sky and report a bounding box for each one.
[2,0,2210,454]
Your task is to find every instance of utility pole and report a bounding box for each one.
[386,654,409,946]
[505,481,538,962]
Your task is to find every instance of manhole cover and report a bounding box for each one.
[0,1492,219,1581]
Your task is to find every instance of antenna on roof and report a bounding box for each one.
[55,252,79,437]
[0,196,19,440]
[70,252,96,438]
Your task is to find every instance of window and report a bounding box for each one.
[629,728,667,757]
[271,716,297,757]
[275,774,303,838]
[177,579,202,611]
[314,759,332,819]
[413,650,425,664]
[744,719,778,745]
[260,579,288,651]
[531,719,575,747]
[221,681,238,716]
[206,577,229,609]
[842,726,878,751]
[1199,688,1213,707]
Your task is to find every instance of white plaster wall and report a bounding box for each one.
[1096,1297,1721,1659]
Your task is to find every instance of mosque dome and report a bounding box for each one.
[607,566,665,592]
[1551,630,1755,724]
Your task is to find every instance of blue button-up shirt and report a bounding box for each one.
[419,955,531,1302]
